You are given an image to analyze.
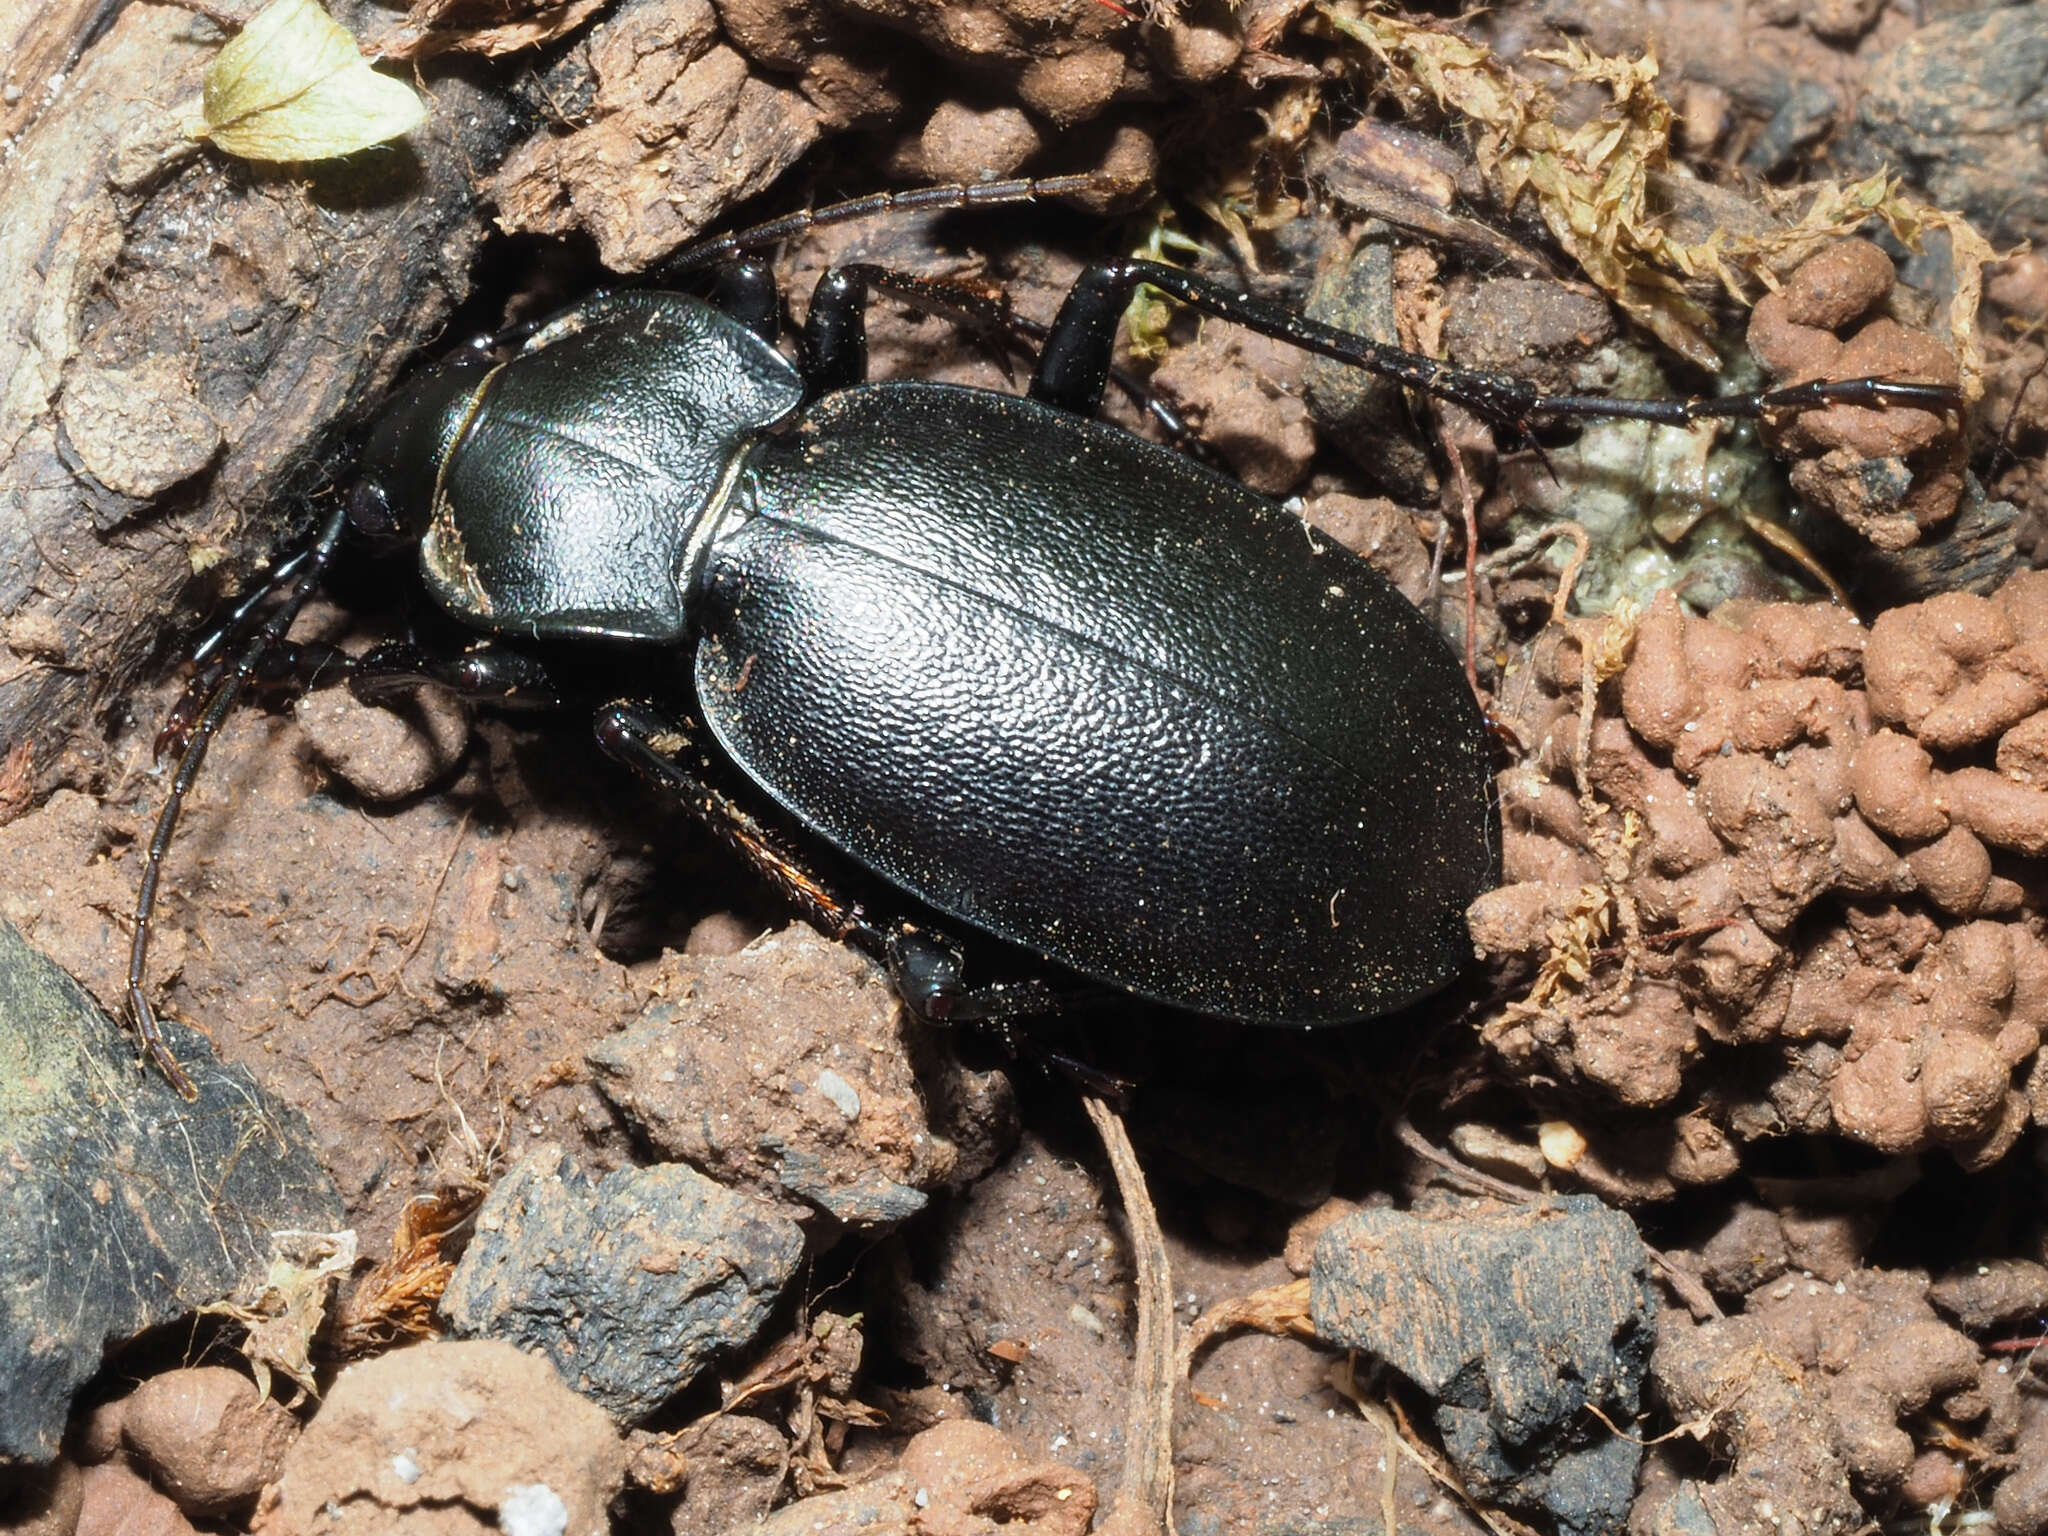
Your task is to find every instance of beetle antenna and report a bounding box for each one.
[126,504,349,1099]
[659,173,1133,279]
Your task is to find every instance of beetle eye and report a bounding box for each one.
[347,479,401,546]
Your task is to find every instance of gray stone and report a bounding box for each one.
[441,1145,804,1422]
[1302,232,1438,504]
[1853,6,2048,246]
[0,919,343,1463]
[1310,1195,1657,1536]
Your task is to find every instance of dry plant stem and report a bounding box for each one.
[149,0,249,29]
[1440,426,1482,694]
[1479,522,1590,624]
[1329,1358,1538,1536]
[1321,180,1550,278]
[1570,608,1644,1003]
[1649,1250,1723,1322]
[1178,1277,1315,1379]
[1990,341,2048,474]
[1425,513,1453,612]
[1391,1115,1535,1203]
[289,809,472,1016]
[662,173,1126,276]
[1736,512,1854,610]
[1375,1405,1400,1536]
[1082,1093,1176,1536]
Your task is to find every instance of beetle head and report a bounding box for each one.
[349,353,493,550]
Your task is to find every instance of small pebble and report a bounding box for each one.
[120,1366,298,1519]
[73,1461,194,1536]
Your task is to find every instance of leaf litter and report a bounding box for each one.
[1314,2,2002,395]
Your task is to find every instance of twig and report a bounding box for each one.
[1478,520,1589,624]
[1390,1115,1536,1204]
[1328,1358,1539,1536]
[1439,425,1482,694]
[1178,1276,1314,1379]
[1082,1094,1176,1536]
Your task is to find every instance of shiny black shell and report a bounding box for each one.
[696,382,1496,1024]
[409,293,1497,1025]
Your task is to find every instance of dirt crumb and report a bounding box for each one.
[119,1368,297,1520]
[259,1341,625,1536]
[1475,572,2048,1171]
[1747,241,1965,550]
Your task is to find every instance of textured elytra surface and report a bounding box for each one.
[699,381,1497,1024]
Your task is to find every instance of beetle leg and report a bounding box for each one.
[160,641,567,760]
[799,263,1206,453]
[593,702,878,948]
[1029,256,1964,433]
[710,257,782,343]
[885,924,1134,1089]
[802,264,1022,397]
[597,701,1100,1033]
[130,505,349,1100]
[156,639,359,760]
[344,642,568,711]
[882,924,1065,1026]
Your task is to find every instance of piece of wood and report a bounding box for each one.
[0,0,524,795]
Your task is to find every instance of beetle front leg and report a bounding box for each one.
[161,640,569,761]
[156,638,358,760]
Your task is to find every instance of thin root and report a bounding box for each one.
[1082,1093,1176,1536]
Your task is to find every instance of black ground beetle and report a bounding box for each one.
[125,177,1961,1096]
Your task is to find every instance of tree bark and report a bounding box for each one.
[0,0,525,798]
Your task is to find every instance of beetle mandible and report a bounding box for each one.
[124,177,1961,1095]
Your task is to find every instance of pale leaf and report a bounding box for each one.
[198,0,426,162]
